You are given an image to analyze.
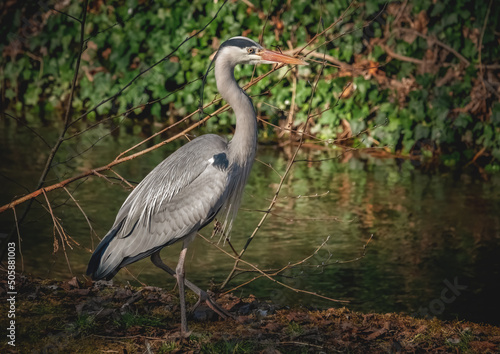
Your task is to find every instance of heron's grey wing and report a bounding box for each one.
[87,134,230,279]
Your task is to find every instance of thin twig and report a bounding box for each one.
[254,158,282,178]
[0,104,219,214]
[380,43,425,65]
[478,0,493,93]
[223,233,373,294]
[258,0,274,45]
[49,6,81,23]
[295,1,359,57]
[395,28,470,66]
[4,113,51,149]
[115,62,291,161]
[12,207,24,272]
[241,209,341,223]
[61,75,204,143]
[69,0,230,128]
[62,186,97,251]
[109,169,135,189]
[41,190,73,275]
[93,170,114,185]
[200,234,346,303]
[0,0,89,262]
[221,7,331,289]
[114,95,223,161]
[285,67,297,136]
[0,55,310,215]
[256,115,320,142]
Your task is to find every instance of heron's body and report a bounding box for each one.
[87,134,237,279]
[87,36,306,335]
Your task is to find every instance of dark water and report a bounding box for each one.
[1,122,499,325]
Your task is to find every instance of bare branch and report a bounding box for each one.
[12,207,24,272]
[200,234,347,303]
[63,186,97,251]
[41,190,73,275]
[109,169,135,190]
[478,0,493,93]
[395,28,470,66]
[69,0,230,128]
[254,158,282,179]
[379,43,425,65]
[0,0,89,261]
[221,12,332,288]
[4,113,51,149]
[48,6,81,23]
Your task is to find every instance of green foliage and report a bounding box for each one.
[445,328,474,351]
[115,312,164,329]
[158,341,178,353]
[200,339,255,353]
[286,321,304,337]
[70,314,97,334]
[1,0,499,168]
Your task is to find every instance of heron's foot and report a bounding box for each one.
[180,329,192,339]
[191,290,234,320]
[171,328,192,340]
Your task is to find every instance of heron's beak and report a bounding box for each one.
[260,49,308,65]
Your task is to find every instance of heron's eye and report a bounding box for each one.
[247,48,255,54]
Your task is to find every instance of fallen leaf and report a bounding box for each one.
[366,328,387,340]
[66,277,80,289]
[286,312,310,322]
[237,316,252,324]
[264,322,282,332]
[113,288,133,299]
[415,325,428,334]
[469,341,497,351]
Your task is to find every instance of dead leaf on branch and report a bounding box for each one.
[413,10,429,34]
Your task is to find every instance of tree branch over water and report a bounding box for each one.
[0,0,232,260]
[0,5,370,307]
[1,2,383,302]
[0,0,89,261]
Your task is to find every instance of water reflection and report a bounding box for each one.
[1,123,499,325]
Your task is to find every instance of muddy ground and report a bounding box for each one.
[1,275,499,353]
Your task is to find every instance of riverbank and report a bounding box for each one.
[1,274,499,353]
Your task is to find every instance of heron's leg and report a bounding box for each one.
[151,251,176,277]
[176,241,190,336]
[150,251,232,319]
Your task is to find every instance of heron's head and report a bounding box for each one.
[216,36,308,66]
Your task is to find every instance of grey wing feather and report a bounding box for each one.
[94,134,230,278]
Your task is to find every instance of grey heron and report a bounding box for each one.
[86,36,307,335]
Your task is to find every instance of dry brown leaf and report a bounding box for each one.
[286,312,310,322]
[366,328,387,340]
[102,47,112,60]
[67,276,80,289]
[469,341,498,352]
[414,10,429,34]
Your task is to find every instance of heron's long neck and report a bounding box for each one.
[215,60,257,165]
